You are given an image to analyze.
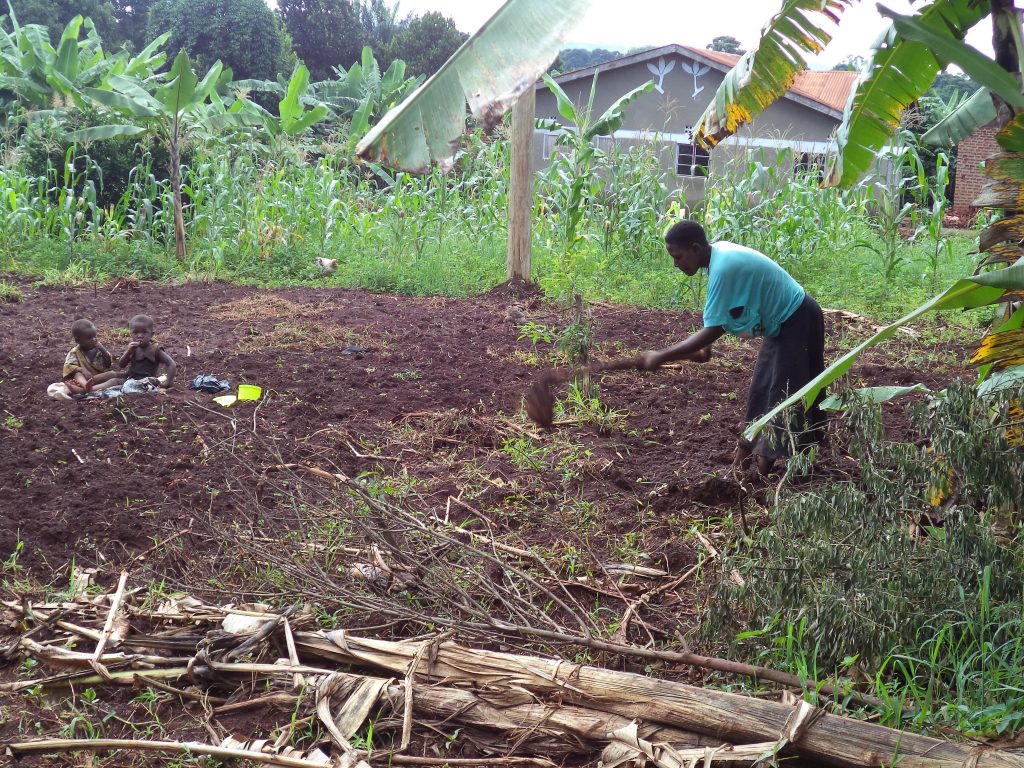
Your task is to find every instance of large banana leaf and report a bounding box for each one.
[694,0,854,148]
[883,6,1024,108]
[122,33,170,79]
[278,64,329,136]
[921,87,996,146]
[65,123,147,142]
[356,0,592,171]
[819,383,934,412]
[827,0,988,186]
[745,261,1024,440]
[82,85,159,118]
[53,15,83,84]
[157,51,200,115]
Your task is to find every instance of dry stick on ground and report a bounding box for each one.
[200,460,886,708]
[89,571,130,681]
[3,595,972,765]
[242,462,606,642]
[239,470,887,708]
[133,673,227,705]
[0,606,70,660]
[151,431,885,711]
[5,738,330,768]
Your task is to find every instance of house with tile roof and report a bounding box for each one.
[534,44,860,202]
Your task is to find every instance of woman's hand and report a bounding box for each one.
[637,351,663,371]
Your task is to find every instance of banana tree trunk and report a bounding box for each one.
[168,120,187,262]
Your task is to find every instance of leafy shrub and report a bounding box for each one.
[19,109,172,210]
[709,380,1024,670]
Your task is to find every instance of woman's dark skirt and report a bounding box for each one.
[742,293,826,460]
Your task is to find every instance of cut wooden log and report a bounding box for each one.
[295,631,1024,768]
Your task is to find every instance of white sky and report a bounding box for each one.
[393,0,995,70]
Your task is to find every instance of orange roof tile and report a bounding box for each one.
[682,46,858,113]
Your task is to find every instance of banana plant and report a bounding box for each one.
[314,47,423,147]
[0,5,169,113]
[234,48,421,148]
[356,0,593,171]
[921,88,997,146]
[240,64,329,140]
[72,50,253,260]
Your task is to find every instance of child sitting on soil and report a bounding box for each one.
[63,319,120,394]
[113,314,177,387]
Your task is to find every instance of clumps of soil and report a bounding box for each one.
[482,277,544,302]
[687,476,746,506]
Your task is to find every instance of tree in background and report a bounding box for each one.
[110,0,152,52]
[148,0,292,81]
[277,0,365,82]
[556,47,622,73]
[384,12,465,78]
[8,0,122,46]
[707,35,744,55]
[831,53,866,71]
[360,0,403,51]
[929,71,979,102]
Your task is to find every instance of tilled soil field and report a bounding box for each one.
[0,276,969,765]
[0,277,963,578]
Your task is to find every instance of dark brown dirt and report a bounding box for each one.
[0,278,965,575]
[0,277,971,764]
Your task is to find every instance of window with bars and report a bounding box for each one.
[676,142,710,176]
[795,152,826,182]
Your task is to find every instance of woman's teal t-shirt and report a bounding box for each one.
[703,242,805,338]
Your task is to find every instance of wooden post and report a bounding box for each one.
[507,88,535,282]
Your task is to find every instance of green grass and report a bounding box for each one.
[0,130,987,331]
[0,278,23,302]
[0,224,985,327]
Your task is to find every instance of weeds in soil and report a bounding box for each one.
[556,381,627,433]
[0,279,22,302]
[517,321,557,348]
[710,382,1024,732]
[559,294,594,367]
